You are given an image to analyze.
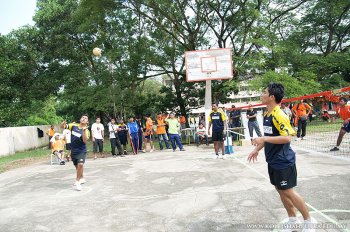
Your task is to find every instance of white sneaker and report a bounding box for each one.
[73,181,82,191]
[281,217,301,232]
[302,217,317,232]
[79,178,86,184]
[295,137,301,141]
[213,155,219,159]
[221,155,227,160]
[301,137,306,140]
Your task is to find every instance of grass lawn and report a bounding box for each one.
[0,138,171,174]
[306,119,342,133]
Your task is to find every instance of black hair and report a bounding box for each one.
[128,115,134,119]
[339,97,348,102]
[82,114,89,117]
[266,83,284,103]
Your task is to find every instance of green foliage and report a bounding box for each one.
[249,71,321,98]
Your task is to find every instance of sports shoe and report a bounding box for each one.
[60,161,65,165]
[301,137,306,140]
[221,155,227,160]
[330,147,339,151]
[73,182,82,191]
[295,137,301,141]
[180,149,185,151]
[302,217,317,232]
[124,150,128,155]
[79,178,86,184]
[281,217,301,232]
[214,154,219,159]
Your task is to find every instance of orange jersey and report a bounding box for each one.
[146,117,153,134]
[52,139,65,151]
[156,118,166,134]
[47,128,55,137]
[337,106,350,121]
[292,103,311,117]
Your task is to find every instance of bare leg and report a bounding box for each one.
[220,141,225,155]
[336,129,346,147]
[76,164,84,182]
[277,188,310,220]
[214,141,219,154]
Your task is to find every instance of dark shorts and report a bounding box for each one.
[268,164,297,190]
[341,122,350,133]
[93,139,103,153]
[53,150,64,154]
[145,135,151,140]
[212,131,224,142]
[66,143,71,150]
[72,153,86,166]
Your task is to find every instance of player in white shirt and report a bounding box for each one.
[91,117,105,159]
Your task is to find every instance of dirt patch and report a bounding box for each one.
[1,156,50,173]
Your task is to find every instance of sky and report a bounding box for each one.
[0,0,37,35]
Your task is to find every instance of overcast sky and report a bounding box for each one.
[0,0,36,35]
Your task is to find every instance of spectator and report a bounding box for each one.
[229,105,241,141]
[195,123,209,146]
[52,134,66,165]
[322,110,331,121]
[136,115,145,153]
[118,119,128,155]
[127,116,140,155]
[46,125,55,149]
[156,113,171,150]
[109,118,123,157]
[246,105,262,143]
[292,100,312,140]
[179,115,187,129]
[165,112,185,152]
[281,103,292,121]
[91,117,105,159]
[62,127,71,162]
[144,114,154,152]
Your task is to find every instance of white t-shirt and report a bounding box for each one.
[197,127,207,135]
[109,124,119,139]
[91,123,104,139]
[63,129,71,144]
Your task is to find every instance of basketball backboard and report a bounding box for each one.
[185,48,233,82]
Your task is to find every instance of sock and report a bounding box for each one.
[289,217,298,222]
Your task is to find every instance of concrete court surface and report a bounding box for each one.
[0,145,349,232]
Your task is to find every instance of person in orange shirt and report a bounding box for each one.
[292,100,312,140]
[46,125,55,149]
[144,114,154,152]
[52,134,66,165]
[179,115,186,129]
[156,113,171,150]
[330,97,350,151]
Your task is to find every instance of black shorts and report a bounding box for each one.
[341,122,350,133]
[66,143,71,150]
[268,164,297,190]
[93,139,104,153]
[72,153,86,166]
[212,131,224,142]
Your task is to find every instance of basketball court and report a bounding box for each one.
[0,145,349,231]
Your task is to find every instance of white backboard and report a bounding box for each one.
[185,48,234,82]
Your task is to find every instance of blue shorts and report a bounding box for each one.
[342,122,350,133]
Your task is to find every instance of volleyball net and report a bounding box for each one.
[227,86,350,158]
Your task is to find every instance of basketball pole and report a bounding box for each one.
[205,80,212,132]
